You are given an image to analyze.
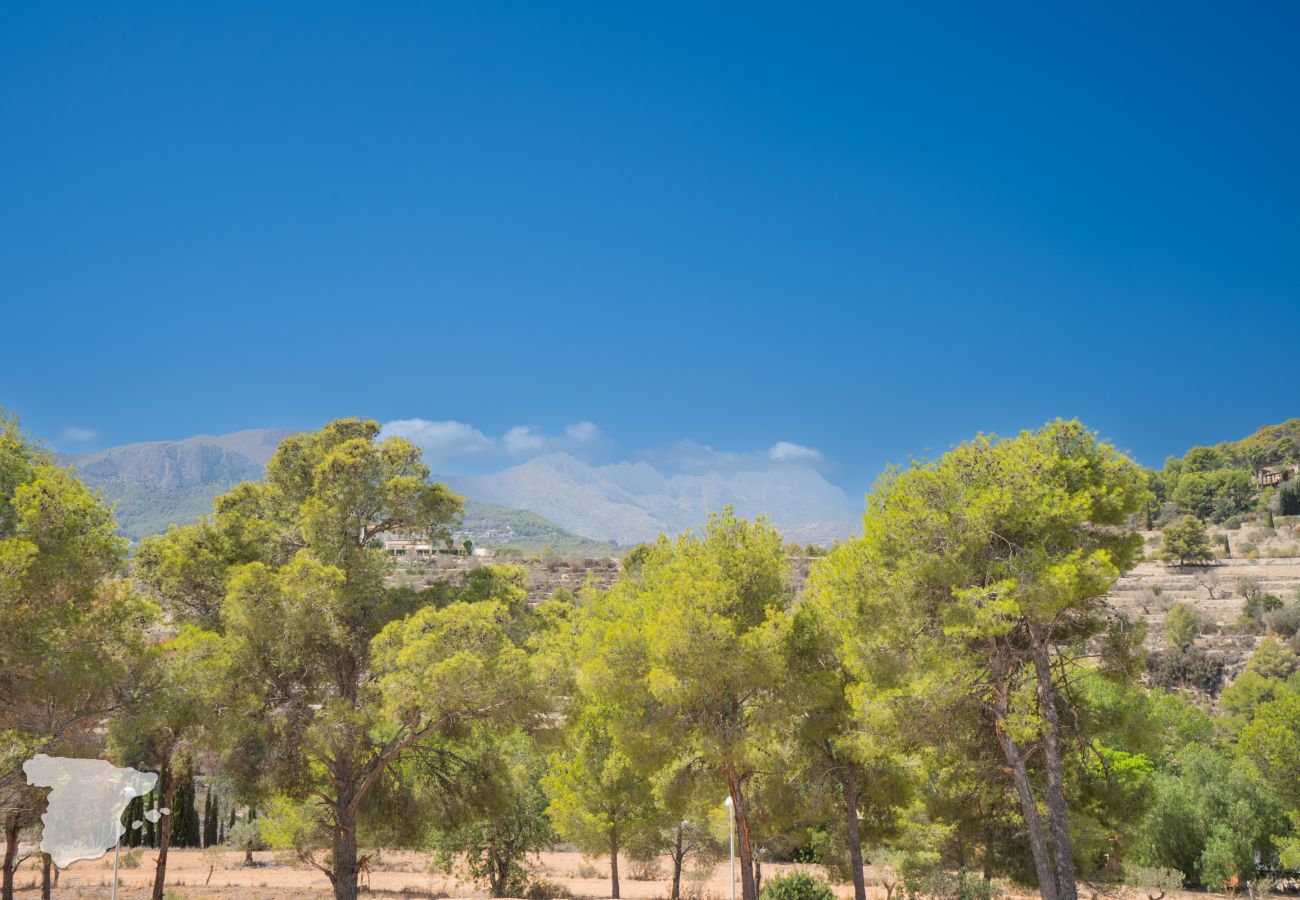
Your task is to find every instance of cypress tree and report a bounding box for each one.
[203,788,217,848]
[1268,508,1276,529]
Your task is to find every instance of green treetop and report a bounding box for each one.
[818,419,1149,900]
[576,508,790,900]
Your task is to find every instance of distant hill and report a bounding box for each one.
[65,429,292,541]
[64,429,619,551]
[458,500,619,555]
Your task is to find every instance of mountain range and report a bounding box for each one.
[63,428,859,549]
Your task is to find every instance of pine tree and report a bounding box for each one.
[203,788,218,848]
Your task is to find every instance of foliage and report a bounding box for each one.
[542,701,666,898]
[759,872,835,900]
[1146,646,1225,694]
[1160,516,1214,565]
[428,731,555,898]
[1131,743,1288,886]
[1281,482,1300,516]
[818,420,1149,900]
[1263,601,1300,639]
[0,411,156,794]
[1163,603,1200,650]
[577,507,791,900]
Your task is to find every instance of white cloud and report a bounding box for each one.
[769,441,826,464]
[565,421,603,445]
[380,419,494,464]
[59,425,99,444]
[503,425,548,456]
[381,418,608,465]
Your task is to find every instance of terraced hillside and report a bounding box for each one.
[1107,524,1300,686]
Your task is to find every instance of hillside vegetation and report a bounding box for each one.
[1153,418,1300,524]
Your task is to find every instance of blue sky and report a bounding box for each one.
[2,2,1297,498]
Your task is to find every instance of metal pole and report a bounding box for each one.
[111,838,120,900]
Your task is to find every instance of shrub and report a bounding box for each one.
[902,869,1001,900]
[1244,593,1284,621]
[759,872,835,900]
[1224,515,1244,530]
[627,858,665,881]
[1124,864,1184,900]
[1264,602,1300,638]
[1164,603,1200,650]
[524,878,573,899]
[1147,646,1226,694]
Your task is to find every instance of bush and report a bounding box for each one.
[902,869,1001,900]
[759,872,835,900]
[1147,646,1226,694]
[1224,515,1244,530]
[1264,602,1300,638]
[627,858,664,881]
[1244,593,1284,621]
[1124,864,1184,899]
[1164,603,1200,650]
[523,878,573,899]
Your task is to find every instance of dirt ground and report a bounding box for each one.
[3,847,1253,900]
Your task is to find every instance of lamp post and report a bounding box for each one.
[724,795,735,900]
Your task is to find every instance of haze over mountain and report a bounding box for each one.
[63,427,858,547]
[447,453,857,546]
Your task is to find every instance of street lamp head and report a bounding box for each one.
[724,796,733,808]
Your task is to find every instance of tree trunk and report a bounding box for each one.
[993,676,1059,900]
[151,764,177,900]
[670,823,685,900]
[842,767,867,900]
[332,799,360,900]
[1032,640,1079,900]
[609,828,621,900]
[1,815,18,900]
[753,859,762,897]
[41,853,51,900]
[724,763,759,900]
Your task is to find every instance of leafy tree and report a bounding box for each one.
[1160,516,1214,565]
[784,571,912,900]
[109,629,215,900]
[821,420,1149,900]
[1280,481,1300,516]
[1132,742,1287,886]
[1181,447,1224,474]
[542,703,666,899]
[196,419,495,900]
[428,730,555,897]
[1238,684,1300,867]
[578,508,790,900]
[0,413,155,794]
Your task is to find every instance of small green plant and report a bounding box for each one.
[759,871,835,900]
[1124,864,1183,900]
